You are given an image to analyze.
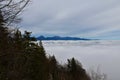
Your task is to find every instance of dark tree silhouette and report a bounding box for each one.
[0,1,92,80]
[67,58,91,80]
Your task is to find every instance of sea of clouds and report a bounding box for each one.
[42,40,120,80]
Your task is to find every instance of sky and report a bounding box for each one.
[20,0,120,39]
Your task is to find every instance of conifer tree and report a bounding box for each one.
[0,1,92,80]
[0,10,9,52]
[0,9,8,80]
[49,55,58,80]
[67,58,91,80]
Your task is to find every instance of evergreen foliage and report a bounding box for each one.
[0,19,91,80]
[0,1,91,80]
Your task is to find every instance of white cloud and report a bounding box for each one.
[21,0,120,39]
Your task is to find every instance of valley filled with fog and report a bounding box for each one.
[42,40,120,80]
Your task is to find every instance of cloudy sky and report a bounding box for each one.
[20,0,120,39]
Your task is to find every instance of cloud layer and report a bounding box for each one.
[21,0,120,39]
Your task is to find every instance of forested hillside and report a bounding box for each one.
[0,0,91,80]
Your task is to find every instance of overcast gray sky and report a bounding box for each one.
[20,0,120,39]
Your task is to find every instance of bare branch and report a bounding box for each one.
[0,0,30,26]
[0,0,12,9]
[6,0,30,25]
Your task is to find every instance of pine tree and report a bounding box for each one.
[67,58,91,80]
[0,10,9,80]
[0,10,9,52]
[49,55,58,80]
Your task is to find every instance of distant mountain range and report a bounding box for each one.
[37,36,91,40]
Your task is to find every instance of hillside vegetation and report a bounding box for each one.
[0,16,91,80]
[0,0,91,80]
